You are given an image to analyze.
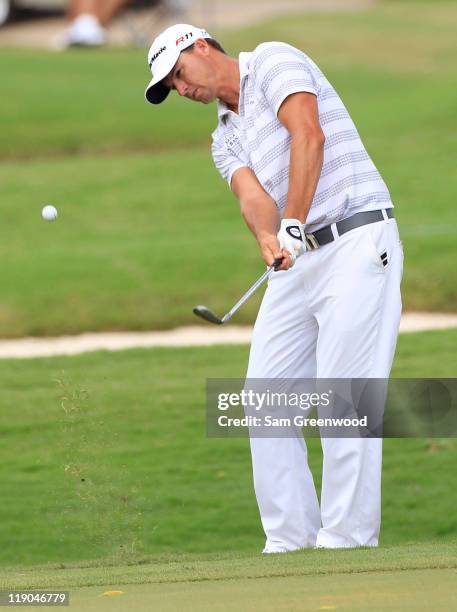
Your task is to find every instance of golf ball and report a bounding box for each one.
[42,205,58,221]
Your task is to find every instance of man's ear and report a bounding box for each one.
[194,38,210,55]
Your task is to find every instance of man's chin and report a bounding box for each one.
[190,91,216,104]
[204,94,218,105]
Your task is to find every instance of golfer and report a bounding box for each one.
[144,24,403,552]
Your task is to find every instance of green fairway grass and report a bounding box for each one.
[0,329,455,570]
[49,568,457,612]
[0,1,456,336]
[0,144,455,337]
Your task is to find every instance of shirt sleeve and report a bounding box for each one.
[211,129,248,187]
[252,42,319,117]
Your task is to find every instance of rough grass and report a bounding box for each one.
[1,3,456,160]
[0,329,456,569]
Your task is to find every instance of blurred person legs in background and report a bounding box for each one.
[0,0,11,27]
[61,0,132,47]
[59,0,192,48]
[163,0,192,14]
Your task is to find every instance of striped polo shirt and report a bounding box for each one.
[211,42,393,232]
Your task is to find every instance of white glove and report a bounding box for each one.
[277,218,306,267]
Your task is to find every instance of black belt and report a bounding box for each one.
[304,208,394,251]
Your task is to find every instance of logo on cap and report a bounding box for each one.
[149,46,166,67]
[176,32,194,46]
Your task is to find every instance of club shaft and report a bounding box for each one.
[221,265,275,324]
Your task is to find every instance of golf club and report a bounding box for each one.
[193,257,284,325]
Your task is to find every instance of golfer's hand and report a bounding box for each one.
[259,234,293,271]
[277,218,306,268]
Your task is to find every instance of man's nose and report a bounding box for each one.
[176,81,188,97]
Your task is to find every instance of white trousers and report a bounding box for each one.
[246,217,403,550]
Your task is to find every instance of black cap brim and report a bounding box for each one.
[145,81,171,105]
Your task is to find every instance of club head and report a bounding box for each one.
[193,305,223,325]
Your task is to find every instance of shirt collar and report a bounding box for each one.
[217,51,252,120]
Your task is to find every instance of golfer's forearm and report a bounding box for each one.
[240,196,280,245]
[284,132,324,223]
[231,167,280,244]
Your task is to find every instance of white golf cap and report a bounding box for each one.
[145,23,212,105]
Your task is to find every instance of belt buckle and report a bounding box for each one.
[305,233,320,251]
